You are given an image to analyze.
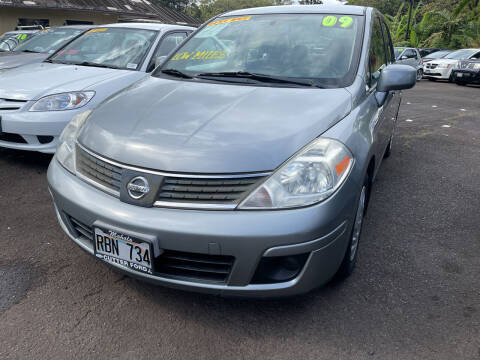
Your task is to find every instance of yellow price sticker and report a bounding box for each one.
[87,28,108,33]
[171,50,228,61]
[322,16,354,28]
[207,16,251,27]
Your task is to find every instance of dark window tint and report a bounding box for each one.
[404,49,417,59]
[155,32,188,58]
[368,17,387,88]
[381,20,394,63]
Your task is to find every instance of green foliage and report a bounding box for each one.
[352,0,480,48]
[186,0,292,21]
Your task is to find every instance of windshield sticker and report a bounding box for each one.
[57,49,79,55]
[322,16,354,28]
[16,34,28,40]
[170,50,228,61]
[207,16,251,27]
[87,28,108,33]
[127,63,138,69]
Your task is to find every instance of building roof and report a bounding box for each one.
[0,0,200,26]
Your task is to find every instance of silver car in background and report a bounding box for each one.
[0,26,90,71]
[424,48,480,81]
[48,5,416,297]
[394,47,423,80]
[0,23,194,153]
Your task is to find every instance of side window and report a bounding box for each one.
[470,52,480,60]
[381,20,394,63]
[367,17,387,88]
[404,49,417,59]
[155,32,187,58]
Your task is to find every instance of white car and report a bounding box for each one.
[0,23,194,153]
[424,48,480,81]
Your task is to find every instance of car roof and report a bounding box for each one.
[52,25,94,30]
[222,5,366,17]
[99,23,195,31]
[4,30,39,34]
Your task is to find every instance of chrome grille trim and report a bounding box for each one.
[0,98,28,111]
[75,143,271,210]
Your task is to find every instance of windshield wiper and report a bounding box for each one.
[160,68,193,79]
[19,49,40,53]
[196,71,323,88]
[76,61,120,69]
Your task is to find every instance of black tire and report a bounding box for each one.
[416,69,423,81]
[335,177,369,279]
[448,73,454,83]
[384,136,393,159]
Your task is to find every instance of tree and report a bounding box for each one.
[188,0,292,21]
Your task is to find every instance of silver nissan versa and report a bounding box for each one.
[48,5,416,297]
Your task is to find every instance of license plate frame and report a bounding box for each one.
[93,227,154,275]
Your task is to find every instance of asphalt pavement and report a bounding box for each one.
[0,81,479,360]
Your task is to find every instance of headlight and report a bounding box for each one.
[239,138,353,209]
[474,63,480,70]
[56,110,91,174]
[29,91,95,112]
[438,63,452,69]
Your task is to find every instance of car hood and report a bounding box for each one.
[79,77,353,174]
[0,62,133,101]
[0,51,49,71]
[431,58,459,65]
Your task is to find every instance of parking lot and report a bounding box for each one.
[0,80,479,359]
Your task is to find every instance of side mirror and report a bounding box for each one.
[155,55,167,68]
[375,64,416,106]
[400,55,408,60]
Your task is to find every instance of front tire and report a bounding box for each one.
[335,178,368,279]
[416,69,423,81]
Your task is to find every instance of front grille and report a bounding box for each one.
[0,132,27,143]
[76,145,269,209]
[66,214,234,284]
[76,146,122,192]
[154,250,235,284]
[427,63,438,69]
[0,98,27,111]
[68,216,93,244]
[157,176,265,205]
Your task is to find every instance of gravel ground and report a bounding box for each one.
[0,80,479,360]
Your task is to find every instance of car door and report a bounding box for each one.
[146,31,189,72]
[403,49,418,67]
[381,19,400,147]
[365,15,392,165]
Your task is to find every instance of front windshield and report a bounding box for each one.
[394,48,404,58]
[157,14,364,88]
[49,27,158,70]
[445,49,477,60]
[14,28,83,54]
[425,50,450,59]
[0,32,36,51]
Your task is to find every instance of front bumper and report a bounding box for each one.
[47,159,359,297]
[423,66,452,79]
[0,107,86,153]
[453,69,480,83]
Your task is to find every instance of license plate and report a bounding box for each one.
[424,70,431,74]
[457,73,463,77]
[94,228,154,275]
